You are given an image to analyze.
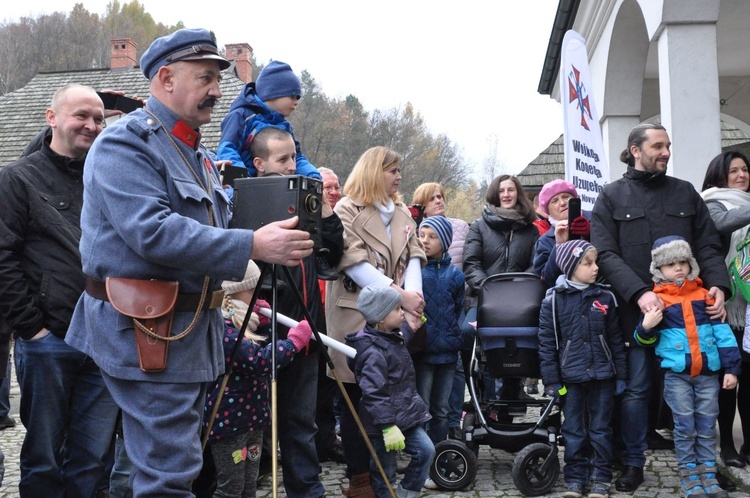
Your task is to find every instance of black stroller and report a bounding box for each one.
[429,273,562,496]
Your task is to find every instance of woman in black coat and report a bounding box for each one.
[462,174,539,400]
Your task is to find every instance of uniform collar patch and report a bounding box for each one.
[171,120,200,149]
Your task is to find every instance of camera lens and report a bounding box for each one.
[305,194,321,214]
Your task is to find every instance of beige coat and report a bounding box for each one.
[326,197,426,383]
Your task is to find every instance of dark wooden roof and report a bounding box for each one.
[518,121,750,192]
[0,65,246,168]
[517,134,564,193]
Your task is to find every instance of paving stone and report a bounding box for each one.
[1,372,749,497]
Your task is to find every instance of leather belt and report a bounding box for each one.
[85,277,224,312]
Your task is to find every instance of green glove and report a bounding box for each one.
[382,425,406,452]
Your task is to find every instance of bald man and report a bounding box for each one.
[0,84,119,497]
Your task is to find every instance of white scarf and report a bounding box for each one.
[701,187,750,266]
[701,187,750,331]
[374,199,395,238]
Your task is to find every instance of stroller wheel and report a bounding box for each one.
[429,439,478,491]
[511,442,560,496]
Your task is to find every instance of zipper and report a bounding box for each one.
[561,339,571,366]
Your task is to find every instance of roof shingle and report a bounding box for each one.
[0,66,245,167]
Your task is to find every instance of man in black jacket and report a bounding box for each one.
[591,123,729,493]
[250,127,345,497]
[0,84,119,497]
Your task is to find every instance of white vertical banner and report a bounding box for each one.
[560,30,609,211]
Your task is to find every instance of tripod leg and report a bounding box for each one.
[271,264,279,498]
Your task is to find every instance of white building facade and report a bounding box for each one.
[538,0,750,188]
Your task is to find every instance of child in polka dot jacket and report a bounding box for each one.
[203,260,312,497]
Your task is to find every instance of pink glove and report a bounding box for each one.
[569,216,590,238]
[287,320,313,352]
[253,299,271,327]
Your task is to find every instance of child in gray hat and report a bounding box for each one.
[634,235,741,498]
[345,285,435,497]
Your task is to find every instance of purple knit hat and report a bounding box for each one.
[538,179,578,217]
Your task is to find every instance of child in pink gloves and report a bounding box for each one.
[345,284,435,497]
[203,260,312,497]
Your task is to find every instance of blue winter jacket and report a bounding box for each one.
[538,277,628,386]
[215,83,321,179]
[633,278,742,376]
[421,253,465,364]
[346,323,431,435]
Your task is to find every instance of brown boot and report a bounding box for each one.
[342,473,375,498]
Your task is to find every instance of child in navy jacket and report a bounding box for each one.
[538,240,628,498]
[346,285,435,498]
[415,215,464,445]
[203,260,312,497]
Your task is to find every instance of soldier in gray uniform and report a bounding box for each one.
[65,28,314,497]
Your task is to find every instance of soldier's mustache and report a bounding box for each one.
[198,98,217,110]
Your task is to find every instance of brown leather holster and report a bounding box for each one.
[105,277,178,373]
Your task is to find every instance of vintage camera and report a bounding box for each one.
[230,175,323,248]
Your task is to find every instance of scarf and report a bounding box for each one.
[374,199,396,238]
[700,187,750,266]
[485,204,525,222]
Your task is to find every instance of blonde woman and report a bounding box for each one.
[411,182,470,269]
[327,146,426,496]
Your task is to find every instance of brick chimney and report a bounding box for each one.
[225,43,253,83]
[110,38,138,71]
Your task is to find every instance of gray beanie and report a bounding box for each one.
[358,285,402,325]
[222,260,261,295]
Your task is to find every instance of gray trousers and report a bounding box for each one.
[210,429,264,498]
[102,372,206,497]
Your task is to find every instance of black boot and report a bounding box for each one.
[615,466,644,492]
[447,426,462,440]
[715,470,737,492]
[720,445,745,468]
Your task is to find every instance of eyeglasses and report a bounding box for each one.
[323,185,341,192]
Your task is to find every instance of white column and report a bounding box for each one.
[657,22,721,189]
[601,115,641,182]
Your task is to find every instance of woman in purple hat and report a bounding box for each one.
[533,179,592,288]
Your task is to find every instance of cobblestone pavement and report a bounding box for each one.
[1,374,749,497]
[252,445,750,498]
